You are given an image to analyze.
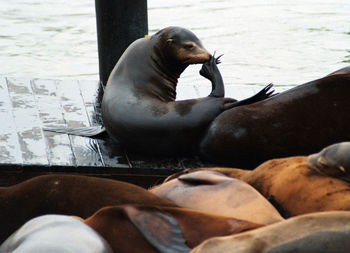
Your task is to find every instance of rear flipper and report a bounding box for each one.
[43,125,107,138]
[124,205,191,253]
[222,83,275,111]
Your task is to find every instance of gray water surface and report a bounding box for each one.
[0,0,349,87]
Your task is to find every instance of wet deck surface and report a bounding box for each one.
[0,77,290,186]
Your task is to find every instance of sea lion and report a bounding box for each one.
[101,26,273,156]
[306,142,350,181]
[85,204,263,253]
[150,170,283,224]
[0,215,112,253]
[171,155,350,217]
[199,66,350,168]
[191,211,350,253]
[46,26,273,156]
[0,174,177,243]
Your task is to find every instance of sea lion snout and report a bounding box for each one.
[178,42,211,64]
[306,142,350,180]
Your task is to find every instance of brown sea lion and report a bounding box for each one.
[84,205,263,253]
[171,155,350,217]
[191,211,350,253]
[101,26,273,156]
[0,174,177,243]
[0,215,112,253]
[306,142,350,181]
[199,66,350,168]
[150,170,283,224]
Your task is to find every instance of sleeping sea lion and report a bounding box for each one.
[150,170,283,224]
[191,211,350,253]
[0,174,177,243]
[170,155,350,217]
[199,66,350,168]
[46,26,273,156]
[306,142,350,181]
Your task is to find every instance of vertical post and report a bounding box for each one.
[95,0,148,86]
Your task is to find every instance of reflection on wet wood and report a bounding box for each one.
[0,77,289,186]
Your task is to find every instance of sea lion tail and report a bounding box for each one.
[43,126,107,138]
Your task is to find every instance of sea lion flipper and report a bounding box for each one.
[248,83,275,102]
[44,126,107,138]
[124,205,190,253]
[200,53,225,98]
[223,83,275,110]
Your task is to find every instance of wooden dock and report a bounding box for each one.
[0,77,290,187]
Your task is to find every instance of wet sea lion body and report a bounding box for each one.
[150,170,283,224]
[102,26,272,156]
[0,174,177,243]
[306,142,350,181]
[191,211,350,253]
[199,67,350,168]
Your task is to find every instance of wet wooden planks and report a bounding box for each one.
[0,77,127,169]
[0,77,289,186]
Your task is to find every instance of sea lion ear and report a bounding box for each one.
[166,39,174,44]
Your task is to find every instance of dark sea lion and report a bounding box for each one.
[306,142,350,181]
[101,26,273,155]
[172,155,350,217]
[191,211,350,253]
[199,66,350,168]
[0,174,177,243]
[150,170,283,224]
[0,215,112,253]
[46,26,273,156]
[84,204,263,253]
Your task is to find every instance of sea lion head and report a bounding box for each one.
[152,26,211,69]
[306,142,350,181]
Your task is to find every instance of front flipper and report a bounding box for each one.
[222,83,275,110]
[44,125,107,138]
[200,53,225,98]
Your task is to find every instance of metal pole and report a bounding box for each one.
[95,0,148,86]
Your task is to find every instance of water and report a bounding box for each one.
[0,0,349,87]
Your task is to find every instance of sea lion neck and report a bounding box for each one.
[148,38,188,102]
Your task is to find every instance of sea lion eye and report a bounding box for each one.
[184,43,195,49]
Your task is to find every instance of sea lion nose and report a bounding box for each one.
[204,49,211,61]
